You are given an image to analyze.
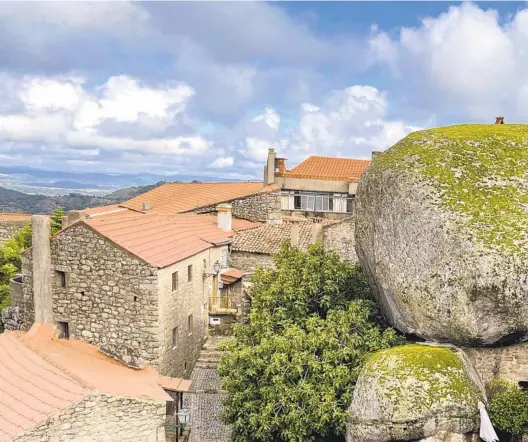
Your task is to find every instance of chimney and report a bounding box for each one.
[142,201,152,211]
[265,148,276,185]
[310,222,324,245]
[495,116,505,124]
[290,223,299,247]
[217,203,232,231]
[66,210,87,226]
[371,151,382,160]
[277,158,286,174]
[32,215,53,324]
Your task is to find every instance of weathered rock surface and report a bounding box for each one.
[346,344,481,442]
[418,431,479,442]
[355,125,528,345]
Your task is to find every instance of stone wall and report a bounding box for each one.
[18,223,161,369]
[191,191,281,222]
[0,221,27,244]
[157,246,226,378]
[12,392,166,442]
[229,251,275,274]
[323,217,357,262]
[463,343,528,385]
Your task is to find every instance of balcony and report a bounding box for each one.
[209,294,237,314]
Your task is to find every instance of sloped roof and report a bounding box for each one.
[281,156,371,182]
[232,219,339,255]
[121,182,277,215]
[0,213,32,223]
[82,211,260,268]
[0,323,174,442]
[83,204,128,217]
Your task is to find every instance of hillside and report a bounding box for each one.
[0,181,166,214]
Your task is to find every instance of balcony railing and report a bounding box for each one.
[209,295,236,313]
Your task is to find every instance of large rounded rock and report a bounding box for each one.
[355,124,528,345]
[346,344,481,442]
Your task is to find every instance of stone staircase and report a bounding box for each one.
[194,337,224,370]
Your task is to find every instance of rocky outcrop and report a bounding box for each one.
[418,431,479,442]
[355,125,528,345]
[346,344,481,442]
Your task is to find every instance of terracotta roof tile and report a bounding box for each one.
[0,213,32,223]
[0,323,180,440]
[281,156,370,182]
[83,204,128,217]
[82,212,260,268]
[232,219,339,255]
[121,181,272,215]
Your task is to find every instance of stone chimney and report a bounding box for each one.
[217,203,232,231]
[495,116,505,124]
[264,148,277,185]
[66,210,87,227]
[310,222,324,245]
[290,223,300,247]
[32,215,53,324]
[276,158,286,174]
[142,201,152,211]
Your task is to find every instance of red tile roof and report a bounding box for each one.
[280,156,371,182]
[81,212,261,268]
[0,323,174,441]
[0,213,32,223]
[121,182,277,215]
[83,204,128,217]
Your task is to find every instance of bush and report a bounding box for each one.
[488,378,528,436]
[218,243,403,442]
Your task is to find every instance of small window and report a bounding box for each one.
[172,271,178,291]
[172,326,178,349]
[203,259,207,269]
[55,271,66,288]
[184,361,188,372]
[294,194,301,209]
[57,322,69,340]
[188,314,193,335]
[346,196,354,213]
[133,295,138,303]
[187,265,193,282]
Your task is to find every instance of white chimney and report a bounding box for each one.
[32,215,53,324]
[290,223,299,247]
[142,201,152,211]
[265,148,276,185]
[217,203,232,231]
[310,222,324,245]
[66,210,87,226]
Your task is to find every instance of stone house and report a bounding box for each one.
[230,217,357,273]
[0,322,189,442]
[264,148,373,219]
[10,208,259,379]
[0,212,31,244]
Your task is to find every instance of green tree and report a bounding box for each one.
[218,243,403,442]
[488,379,528,436]
[0,224,32,309]
[50,206,65,235]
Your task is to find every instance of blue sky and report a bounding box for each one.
[0,1,527,179]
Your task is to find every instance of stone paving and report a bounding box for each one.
[185,337,232,442]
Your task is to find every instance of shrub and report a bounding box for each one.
[488,378,528,436]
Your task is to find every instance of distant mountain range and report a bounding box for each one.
[0,165,240,196]
[0,182,164,214]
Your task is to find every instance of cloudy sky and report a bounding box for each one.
[0,1,527,179]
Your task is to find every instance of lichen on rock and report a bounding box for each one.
[346,344,481,442]
[355,124,528,345]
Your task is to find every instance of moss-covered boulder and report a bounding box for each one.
[346,345,481,442]
[355,124,528,345]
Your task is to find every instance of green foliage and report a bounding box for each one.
[50,206,65,235]
[488,379,528,436]
[218,243,403,442]
[0,224,32,310]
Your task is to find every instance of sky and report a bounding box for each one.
[0,1,527,180]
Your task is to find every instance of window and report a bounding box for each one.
[184,361,188,373]
[294,195,302,210]
[172,326,178,349]
[188,314,193,335]
[55,270,66,288]
[203,259,207,269]
[172,271,178,291]
[187,265,193,282]
[519,381,528,391]
[346,196,354,213]
[57,322,69,340]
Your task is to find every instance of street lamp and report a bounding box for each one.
[212,260,221,275]
[176,406,189,427]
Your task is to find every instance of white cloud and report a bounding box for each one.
[369,3,528,119]
[208,156,234,169]
[252,108,280,131]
